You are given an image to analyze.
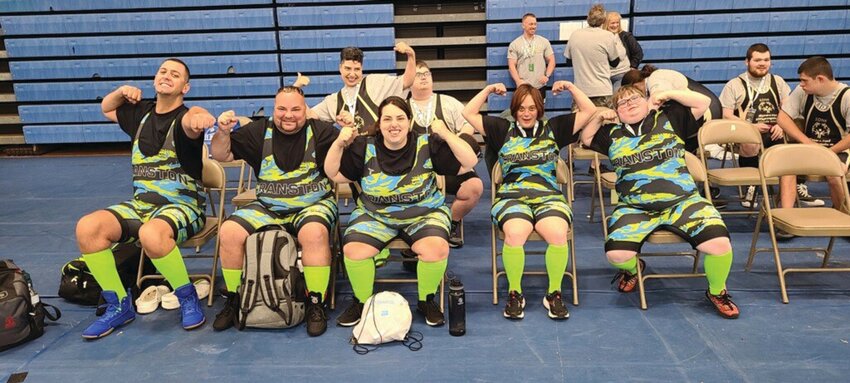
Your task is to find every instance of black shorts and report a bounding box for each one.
[445,171,480,195]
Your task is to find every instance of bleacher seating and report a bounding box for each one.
[0,9,273,35]
[3,1,848,144]
[277,4,393,27]
[281,51,396,73]
[9,55,280,81]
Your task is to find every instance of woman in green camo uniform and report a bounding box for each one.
[463,82,596,320]
[581,85,739,319]
[325,96,479,328]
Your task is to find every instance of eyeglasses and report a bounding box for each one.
[616,95,644,108]
[415,71,432,79]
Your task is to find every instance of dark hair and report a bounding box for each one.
[522,13,536,21]
[276,86,304,96]
[509,84,545,121]
[340,47,364,64]
[746,43,770,61]
[377,96,412,120]
[797,56,834,80]
[415,60,430,70]
[162,58,190,80]
[621,64,657,87]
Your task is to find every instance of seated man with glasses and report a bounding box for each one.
[581,85,740,319]
[209,86,340,336]
[406,60,483,249]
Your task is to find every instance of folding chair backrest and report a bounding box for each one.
[698,119,762,146]
[683,151,706,183]
[201,146,227,189]
[761,144,846,178]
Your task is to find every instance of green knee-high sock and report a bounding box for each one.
[545,244,569,293]
[417,259,447,301]
[304,265,330,296]
[502,245,525,293]
[344,257,375,302]
[222,268,242,293]
[704,250,733,295]
[610,257,638,274]
[83,247,127,299]
[150,246,191,290]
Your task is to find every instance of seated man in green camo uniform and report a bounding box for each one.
[76,58,217,339]
[209,86,339,336]
[325,96,479,328]
[581,85,740,319]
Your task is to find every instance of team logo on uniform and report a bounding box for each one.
[354,115,366,134]
[757,99,775,114]
[810,120,831,139]
[0,290,7,299]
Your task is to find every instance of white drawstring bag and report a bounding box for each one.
[351,291,421,354]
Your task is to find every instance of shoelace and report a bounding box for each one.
[507,292,522,310]
[179,295,199,315]
[307,302,326,321]
[712,292,735,309]
[96,302,123,321]
[797,184,812,197]
[215,296,237,319]
[610,270,633,285]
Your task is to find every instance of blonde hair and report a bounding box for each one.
[587,4,606,27]
[606,12,622,33]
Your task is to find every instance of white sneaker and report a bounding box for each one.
[135,285,171,314]
[161,279,210,310]
[796,183,825,207]
[741,186,758,208]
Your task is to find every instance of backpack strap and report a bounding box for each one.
[40,303,61,321]
[258,231,282,309]
[264,231,295,326]
[238,232,263,330]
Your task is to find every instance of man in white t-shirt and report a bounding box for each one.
[508,13,556,92]
[777,56,850,217]
[565,4,620,108]
[719,43,797,208]
[310,44,417,134]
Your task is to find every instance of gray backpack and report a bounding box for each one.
[238,229,305,329]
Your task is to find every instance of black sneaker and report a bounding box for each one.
[305,292,328,336]
[503,290,526,320]
[448,220,464,248]
[416,294,445,327]
[336,297,364,327]
[401,249,418,273]
[543,291,570,320]
[213,291,239,332]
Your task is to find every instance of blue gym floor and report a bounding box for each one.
[2,153,850,382]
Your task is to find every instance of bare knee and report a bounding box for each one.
[413,237,449,262]
[697,237,732,255]
[606,250,637,264]
[76,211,120,253]
[457,178,484,200]
[219,221,249,268]
[138,220,175,258]
[298,223,331,266]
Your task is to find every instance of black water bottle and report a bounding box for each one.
[448,278,466,336]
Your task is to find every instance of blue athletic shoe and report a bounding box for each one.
[82,290,135,340]
[174,283,205,330]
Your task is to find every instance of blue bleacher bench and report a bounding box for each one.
[5,32,277,58]
[0,9,272,35]
[277,4,392,27]
[281,50,396,73]
[9,55,280,81]
[279,28,394,50]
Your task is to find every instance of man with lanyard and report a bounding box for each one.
[209,86,339,336]
[310,44,417,135]
[508,13,556,93]
[777,56,850,215]
[720,43,794,209]
[407,60,483,248]
[75,58,217,339]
